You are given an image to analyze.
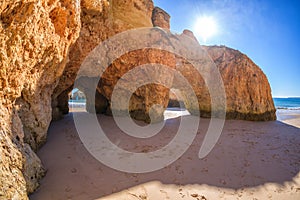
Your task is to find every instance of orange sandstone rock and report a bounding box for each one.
[152,6,171,29]
[0,0,80,198]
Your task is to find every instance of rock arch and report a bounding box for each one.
[0,0,276,199]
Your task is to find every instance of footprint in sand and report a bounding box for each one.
[190,193,207,200]
[160,189,170,199]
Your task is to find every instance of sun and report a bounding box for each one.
[194,16,218,43]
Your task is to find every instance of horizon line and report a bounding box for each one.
[273,96,300,98]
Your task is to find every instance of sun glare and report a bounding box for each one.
[194,16,218,43]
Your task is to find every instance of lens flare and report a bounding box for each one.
[194,16,218,42]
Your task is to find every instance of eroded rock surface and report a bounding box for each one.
[152,6,170,29]
[53,0,177,123]
[169,30,276,120]
[203,45,276,120]
[0,0,80,198]
[170,30,220,116]
[99,47,176,123]
[0,1,276,199]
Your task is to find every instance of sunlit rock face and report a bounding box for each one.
[170,30,220,117]
[182,29,199,42]
[0,0,277,199]
[151,11,276,120]
[203,45,276,121]
[0,0,80,198]
[168,30,276,121]
[53,0,176,123]
[52,0,276,123]
[52,0,112,119]
[151,13,218,117]
[152,6,170,29]
[99,47,176,123]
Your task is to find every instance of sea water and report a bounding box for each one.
[274,98,300,121]
[67,97,300,116]
[273,98,300,110]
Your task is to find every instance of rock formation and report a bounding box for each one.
[170,30,223,117]
[99,48,176,123]
[152,6,170,29]
[0,0,80,199]
[53,1,176,123]
[0,0,276,199]
[168,30,276,120]
[150,8,276,120]
[203,45,276,120]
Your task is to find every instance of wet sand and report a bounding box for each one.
[277,110,300,128]
[30,110,300,200]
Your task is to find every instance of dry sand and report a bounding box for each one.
[30,109,300,200]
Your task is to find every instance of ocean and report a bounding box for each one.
[273,98,300,110]
[67,98,300,111]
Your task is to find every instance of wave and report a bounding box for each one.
[68,102,86,106]
[276,106,300,110]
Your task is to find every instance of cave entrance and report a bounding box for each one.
[68,88,87,113]
[164,88,190,120]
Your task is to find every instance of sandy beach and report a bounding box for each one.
[29,110,300,200]
[276,110,300,129]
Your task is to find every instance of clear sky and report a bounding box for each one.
[153,0,300,97]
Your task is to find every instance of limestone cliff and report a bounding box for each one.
[170,30,220,116]
[151,10,276,120]
[0,0,80,198]
[0,0,277,199]
[152,6,170,29]
[169,30,276,120]
[203,45,276,120]
[53,0,176,123]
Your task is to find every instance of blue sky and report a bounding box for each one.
[153,0,300,97]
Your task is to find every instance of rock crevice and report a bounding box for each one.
[0,0,80,198]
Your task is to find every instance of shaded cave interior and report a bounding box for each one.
[54,85,189,122]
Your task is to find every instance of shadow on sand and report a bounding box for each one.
[30,113,300,199]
